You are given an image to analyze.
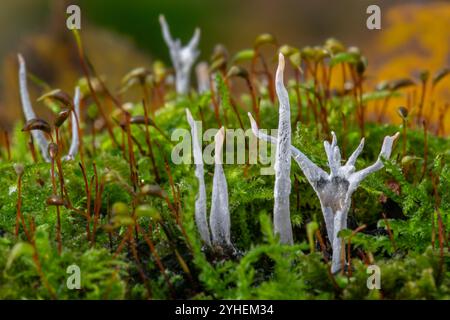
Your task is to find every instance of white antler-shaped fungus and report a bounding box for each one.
[159,14,200,95]
[249,112,399,273]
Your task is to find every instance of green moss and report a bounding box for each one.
[1,36,449,300]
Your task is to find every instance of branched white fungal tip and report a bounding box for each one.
[381,132,400,157]
[248,112,257,133]
[159,14,200,95]
[189,28,201,50]
[346,137,365,167]
[248,120,399,272]
[186,108,194,124]
[277,53,285,79]
[63,86,81,161]
[18,53,24,67]
[158,14,165,25]
[331,131,337,147]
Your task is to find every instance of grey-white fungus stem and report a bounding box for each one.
[317,131,399,273]
[18,54,50,162]
[248,113,328,186]
[273,53,293,245]
[63,86,81,161]
[349,133,400,192]
[186,109,211,246]
[248,111,399,273]
[210,127,232,248]
[159,14,200,95]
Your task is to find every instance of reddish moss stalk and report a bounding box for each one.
[347,224,367,277]
[72,30,119,147]
[28,136,38,163]
[294,69,302,126]
[382,213,397,251]
[137,224,175,297]
[91,163,105,246]
[209,74,222,127]
[79,163,92,241]
[27,217,57,299]
[142,100,161,183]
[420,120,428,181]
[251,52,275,104]
[315,229,329,263]
[416,77,427,126]
[128,224,152,299]
[123,113,139,191]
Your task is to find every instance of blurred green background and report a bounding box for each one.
[0,0,449,130]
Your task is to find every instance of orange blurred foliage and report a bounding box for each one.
[367,2,450,133]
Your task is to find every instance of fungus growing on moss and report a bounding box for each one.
[209,127,232,248]
[159,14,200,95]
[19,55,81,162]
[186,108,211,246]
[272,53,294,245]
[249,113,399,273]
[185,115,233,250]
[18,54,50,162]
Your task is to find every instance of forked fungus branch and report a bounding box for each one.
[159,14,200,95]
[249,103,399,273]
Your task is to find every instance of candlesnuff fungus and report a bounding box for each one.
[159,14,200,95]
[186,109,211,246]
[210,127,232,248]
[239,53,295,244]
[18,54,50,162]
[248,113,399,273]
[273,53,294,245]
[18,55,81,162]
[63,87,81,161]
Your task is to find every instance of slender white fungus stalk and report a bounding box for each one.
[159,14,200,95]
[209,127,232,248]
[248,112,399,273]
[63,86,81,161]
[186,109,211,246]
[273,53,293,245]
[18,54,50,162]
